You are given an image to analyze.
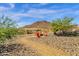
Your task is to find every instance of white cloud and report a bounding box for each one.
[0,6,9,11]
[27,9,60,14]
[6,7,77,23]
[9,3,15,8]
[6,7,75,21]
[8,9,62,19]
[39,3,48,5]
[22,3,48,10]
[10,13,43,18]
[0,3,15,12]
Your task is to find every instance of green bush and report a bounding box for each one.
[0,16,25,44]
[50,17,75,33]
[0,28,16,43]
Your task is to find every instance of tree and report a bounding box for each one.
[0,16,17,28]
[0,16,18,44]
[50,17,75,34]
[0,15,25,44]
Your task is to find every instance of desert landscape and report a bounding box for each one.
[0,3,79,56]
[0,20,79,56]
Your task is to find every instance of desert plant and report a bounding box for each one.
[26,30,33,34]
[50,17,75,35]
[0,16,16,28]
[0,16,24,44]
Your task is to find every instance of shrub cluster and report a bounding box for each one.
[0,16,25,44]
[0,28,18,43]
[50,17,78,36]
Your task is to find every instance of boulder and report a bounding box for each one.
[54,30,78,36]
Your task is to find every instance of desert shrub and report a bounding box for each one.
[17,29,25,35]
[27,30,33,34]
[0,16,25,44]
[50,17,75,36]
[0,28,18,43]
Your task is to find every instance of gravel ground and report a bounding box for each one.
[0,43,40,56]
[0,37,41,56]
[0,34,79,56]
[28,33,79,56]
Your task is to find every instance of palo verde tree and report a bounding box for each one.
[0,15,19,44]
[50,17,75,34]
[0,16,16,28]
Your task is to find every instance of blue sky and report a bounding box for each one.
[0,3,79,27]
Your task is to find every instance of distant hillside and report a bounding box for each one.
[23,21,52,29]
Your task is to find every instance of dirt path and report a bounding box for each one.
[15,36,68,56]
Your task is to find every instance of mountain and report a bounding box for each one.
[23,21,52,29]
